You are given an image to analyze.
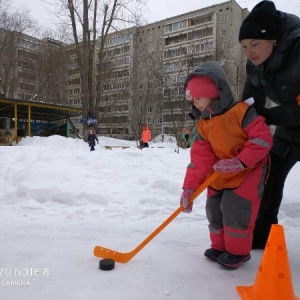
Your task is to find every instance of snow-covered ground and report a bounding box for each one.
[1,135,299,299]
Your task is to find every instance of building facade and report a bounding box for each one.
[0,0,248,140]
[0,29,67,104]
[92,0,248,139]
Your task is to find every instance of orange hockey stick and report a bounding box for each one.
[94,172,219,263]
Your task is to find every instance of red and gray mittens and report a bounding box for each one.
[180,189,194,213]
[213,157,245,174]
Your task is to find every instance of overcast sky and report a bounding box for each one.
[11,0,300,29]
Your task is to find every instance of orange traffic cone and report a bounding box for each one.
[236,224,299,300]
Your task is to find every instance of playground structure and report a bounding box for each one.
[0,98,82,145]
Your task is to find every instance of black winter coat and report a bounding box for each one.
[87,133,99,146]
[242,11,300,160]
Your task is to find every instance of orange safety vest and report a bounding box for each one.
[141,128,151,143]
[197,102,256,190]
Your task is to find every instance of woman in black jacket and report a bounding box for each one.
[239,0,300,249]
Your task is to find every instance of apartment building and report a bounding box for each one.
[0,29,67,104]
[92,0,247,138]
[97,29,138,138]
[0,0,248,140]
[137,0,248,136]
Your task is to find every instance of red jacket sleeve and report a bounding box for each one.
[237,115,273,168]
[182,139,218,191]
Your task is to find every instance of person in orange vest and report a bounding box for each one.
[140,124,151,148]
[180,61,273,269]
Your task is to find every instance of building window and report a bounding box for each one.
[164,20,188,34]
[221,42,226,51]
[221,29,227,37]
[221,15,227,23]
[157,117,162,124]
[147,106,152,113]
[147,118,152,124]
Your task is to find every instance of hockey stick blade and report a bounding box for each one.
[94,172,219,263]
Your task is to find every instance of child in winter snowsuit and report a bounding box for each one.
[87,127,99,151]
[180,61,273,269]
[140,124,151,148]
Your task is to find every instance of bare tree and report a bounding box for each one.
[215,30,247,100]
[43,0,146,139]
[148,42,213,145]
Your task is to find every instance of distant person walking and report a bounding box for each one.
[87,127,99,151]
[140,124,151,148]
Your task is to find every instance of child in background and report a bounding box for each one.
[180,61,273,269]
[87,127,99,151]
[140,124,151,148]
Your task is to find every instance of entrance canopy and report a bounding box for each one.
[0,97,82,142]
[0,98,82,122]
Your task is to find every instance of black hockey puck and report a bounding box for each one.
[99,258,115,271]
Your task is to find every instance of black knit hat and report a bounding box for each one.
[239,1,282,42]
